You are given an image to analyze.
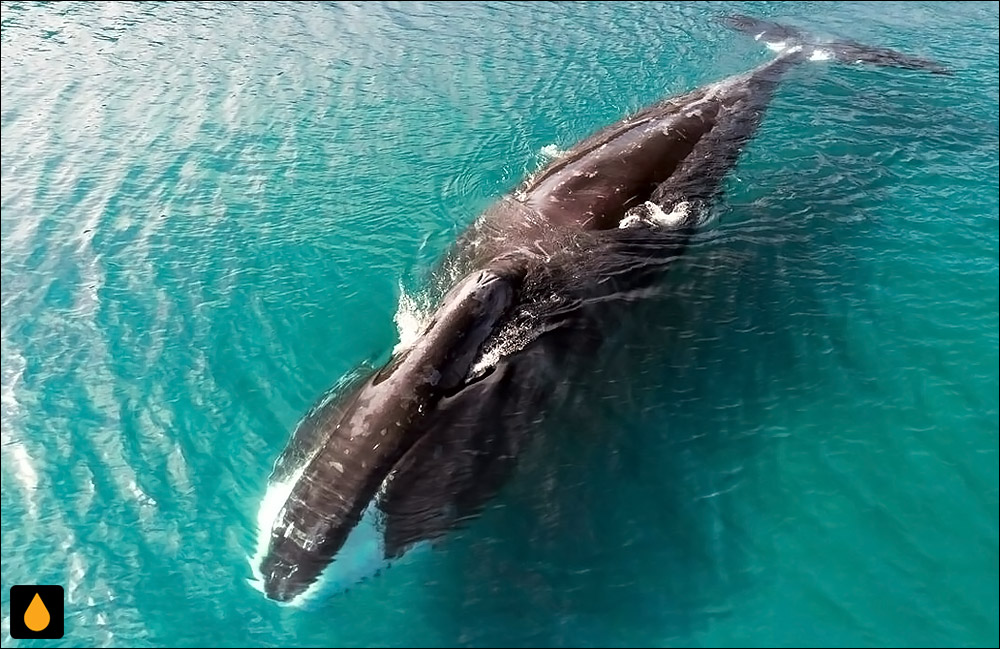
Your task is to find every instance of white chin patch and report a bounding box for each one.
[289,501,389,605]
[293,505,432,607]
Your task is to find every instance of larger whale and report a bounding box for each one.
[252,16,946,603]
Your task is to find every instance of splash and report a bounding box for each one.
[248,462,432,606]
[763,36,831,62]
[247,466,305,597]
[539,143,566,160]
[469,317,536,378]
[619,201,692,230]
[393,283,433,355]
[247,458,388,606]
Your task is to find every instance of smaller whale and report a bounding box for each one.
[251,14,948,604]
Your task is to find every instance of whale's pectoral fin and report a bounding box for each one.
[721,13,951,75]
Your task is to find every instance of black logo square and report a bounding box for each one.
[9,585,64,639]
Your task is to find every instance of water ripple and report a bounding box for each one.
[2,1,998,647]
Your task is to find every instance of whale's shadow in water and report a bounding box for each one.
[399,111,896,646]
[400,227,823,645]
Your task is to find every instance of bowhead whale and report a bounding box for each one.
[251,15,947,604]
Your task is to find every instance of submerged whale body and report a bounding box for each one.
[252,15,947,604]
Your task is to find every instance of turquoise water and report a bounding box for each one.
[2,1,998,646]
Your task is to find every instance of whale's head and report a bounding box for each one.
[255,266,522,604]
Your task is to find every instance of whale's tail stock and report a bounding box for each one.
[721,14,951,75]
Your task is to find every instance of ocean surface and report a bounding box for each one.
[2,1,998,647]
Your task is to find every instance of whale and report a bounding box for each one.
[251,15,947,604]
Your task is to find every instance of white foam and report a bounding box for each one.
[765,40,788,53]
[0,349,39,518]
[470,318,534,377]
[618,213,644,229]
[248,483,388,606]
[247,465,305,595]
[618,201,690,230]
[248,463,385,606]
[249,462,435,606]
[648,201,690,227]
[393,284,432,355]
[539,143,566,160]
[810,48,833,61]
